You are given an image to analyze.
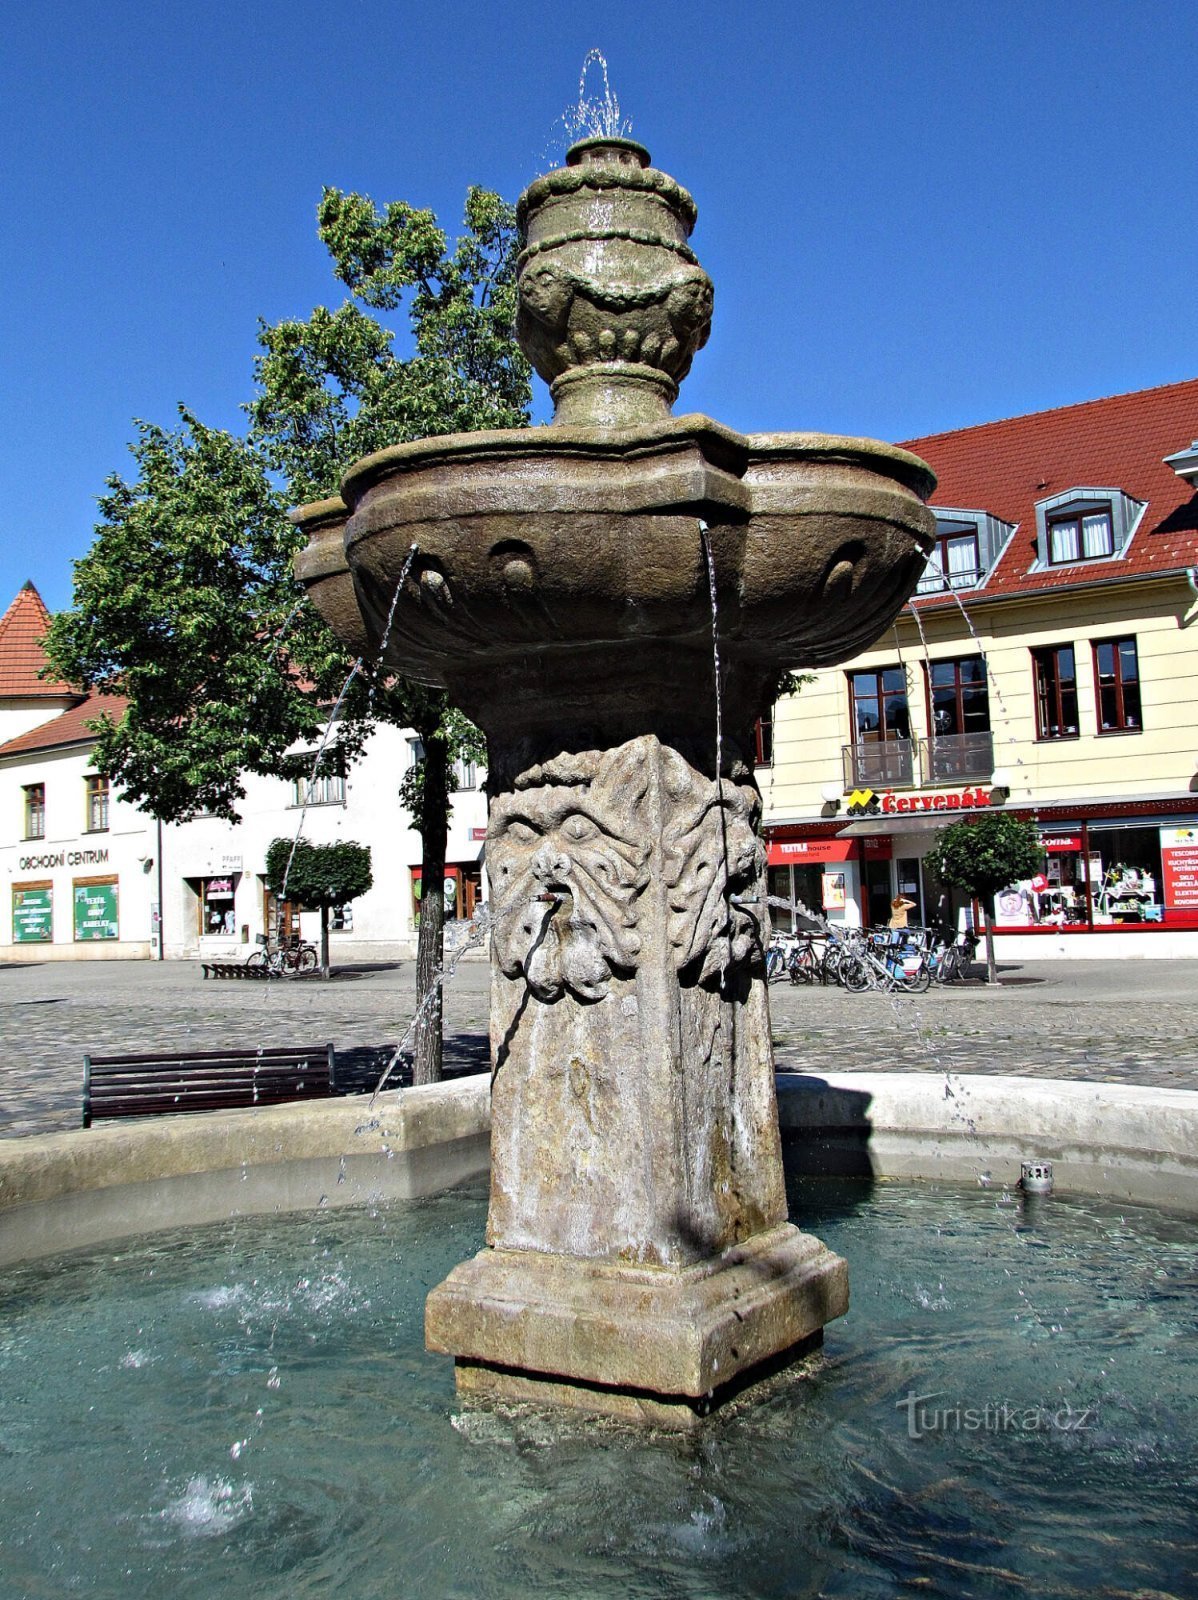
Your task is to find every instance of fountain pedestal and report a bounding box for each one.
[425,727,848,1424]
[294,134,934,1421]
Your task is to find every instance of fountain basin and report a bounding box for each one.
[2,1156,1196,1599]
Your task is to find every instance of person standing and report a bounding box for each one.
[888,893,916,931]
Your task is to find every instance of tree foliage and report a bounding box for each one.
[924,813,1043,899]
[264,837,373,909]
[44,182,531,1069]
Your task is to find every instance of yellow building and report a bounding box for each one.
[760,377,1198,957]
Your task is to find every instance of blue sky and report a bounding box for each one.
[3,0,1195,611]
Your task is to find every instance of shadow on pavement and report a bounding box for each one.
[333,1031,489,1094]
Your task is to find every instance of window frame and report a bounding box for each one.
[1092,636,1142,735]
[848,667,910,746]
[289,768,346,808]
[22,782,45,841]
[84,773,110,833]
[1032,644,1080,741]
[1046,505,1115,566]
[753,708,774,767]
[924,655,991,738]
[918,523,982,594]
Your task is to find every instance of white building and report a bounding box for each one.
[0,582,487,964]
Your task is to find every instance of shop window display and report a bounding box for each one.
[989,822,1198,931]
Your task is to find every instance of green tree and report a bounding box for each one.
[264,838,373,979]
[44,183,530,1081]
[924,812,1043,984]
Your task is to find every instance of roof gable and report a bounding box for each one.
[0,582,77,698]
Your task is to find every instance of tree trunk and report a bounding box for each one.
[413,731,450,1084]
[982,905,999,985]
[320,903,331,980]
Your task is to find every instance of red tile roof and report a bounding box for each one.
[0,582,77,697]
[0,692,128,759]
[903,377,1198,605]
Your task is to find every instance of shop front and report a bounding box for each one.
[814,792,1198,956]
[4,841,151,960]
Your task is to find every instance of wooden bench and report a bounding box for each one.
[82,1044,336,1127]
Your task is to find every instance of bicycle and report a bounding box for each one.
[246,937,318,976]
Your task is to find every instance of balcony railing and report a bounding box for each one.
[843,740,914,789]
[842,733,994,790]
[919,731,994,783]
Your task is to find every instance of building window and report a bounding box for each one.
[330,903,354,932]
[924,657,992,781]
[918,523,982,594]
[290,770,346,807]
[753,708,774,766]
[85,774,109,832]
[1033,645,1079,739]
[846,668,912,785]
[850,669,909,742]
[1047,507,1114,565]
[23,783,45,840]
[1093,637,1142,733]
[928,657,990,737]
[456,755,478,790]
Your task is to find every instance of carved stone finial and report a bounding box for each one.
[516,139,714,427]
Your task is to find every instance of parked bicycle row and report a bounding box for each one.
[765,925,980,993]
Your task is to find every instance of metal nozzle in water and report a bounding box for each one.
[1020,1161,1054,1195]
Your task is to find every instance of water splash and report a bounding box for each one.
[563,50,632,143]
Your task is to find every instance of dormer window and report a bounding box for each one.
[1047,506,1113,564]
[916,508,1015,595]
[1033,487,1144,570]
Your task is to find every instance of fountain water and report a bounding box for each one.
[292,126,936,1422]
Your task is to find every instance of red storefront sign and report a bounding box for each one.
[765,838,856,866]
[1161,828,1198,912]
[1040,834,1082,854]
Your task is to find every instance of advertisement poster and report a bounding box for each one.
[73,881,119,941]
[13,886,53,943]
[1160,827,1198,913]
[821,871,846,911]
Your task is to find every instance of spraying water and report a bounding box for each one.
[563,50,632,143]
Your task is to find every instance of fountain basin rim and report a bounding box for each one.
[2,1073,1197,1268]
[331,417,935,515]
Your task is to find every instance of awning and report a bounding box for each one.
[838,815,948,837]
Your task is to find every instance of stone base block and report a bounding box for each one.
[453,1333,826,1431]
[425,1223,848,1415]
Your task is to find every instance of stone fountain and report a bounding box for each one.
[293,134,935,1424]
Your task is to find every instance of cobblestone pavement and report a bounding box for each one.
[1,954,1195,1138]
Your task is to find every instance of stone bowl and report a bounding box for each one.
[293,417,935,713]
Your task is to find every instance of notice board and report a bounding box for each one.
[74,879,119,941]
[13,885,53,943]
